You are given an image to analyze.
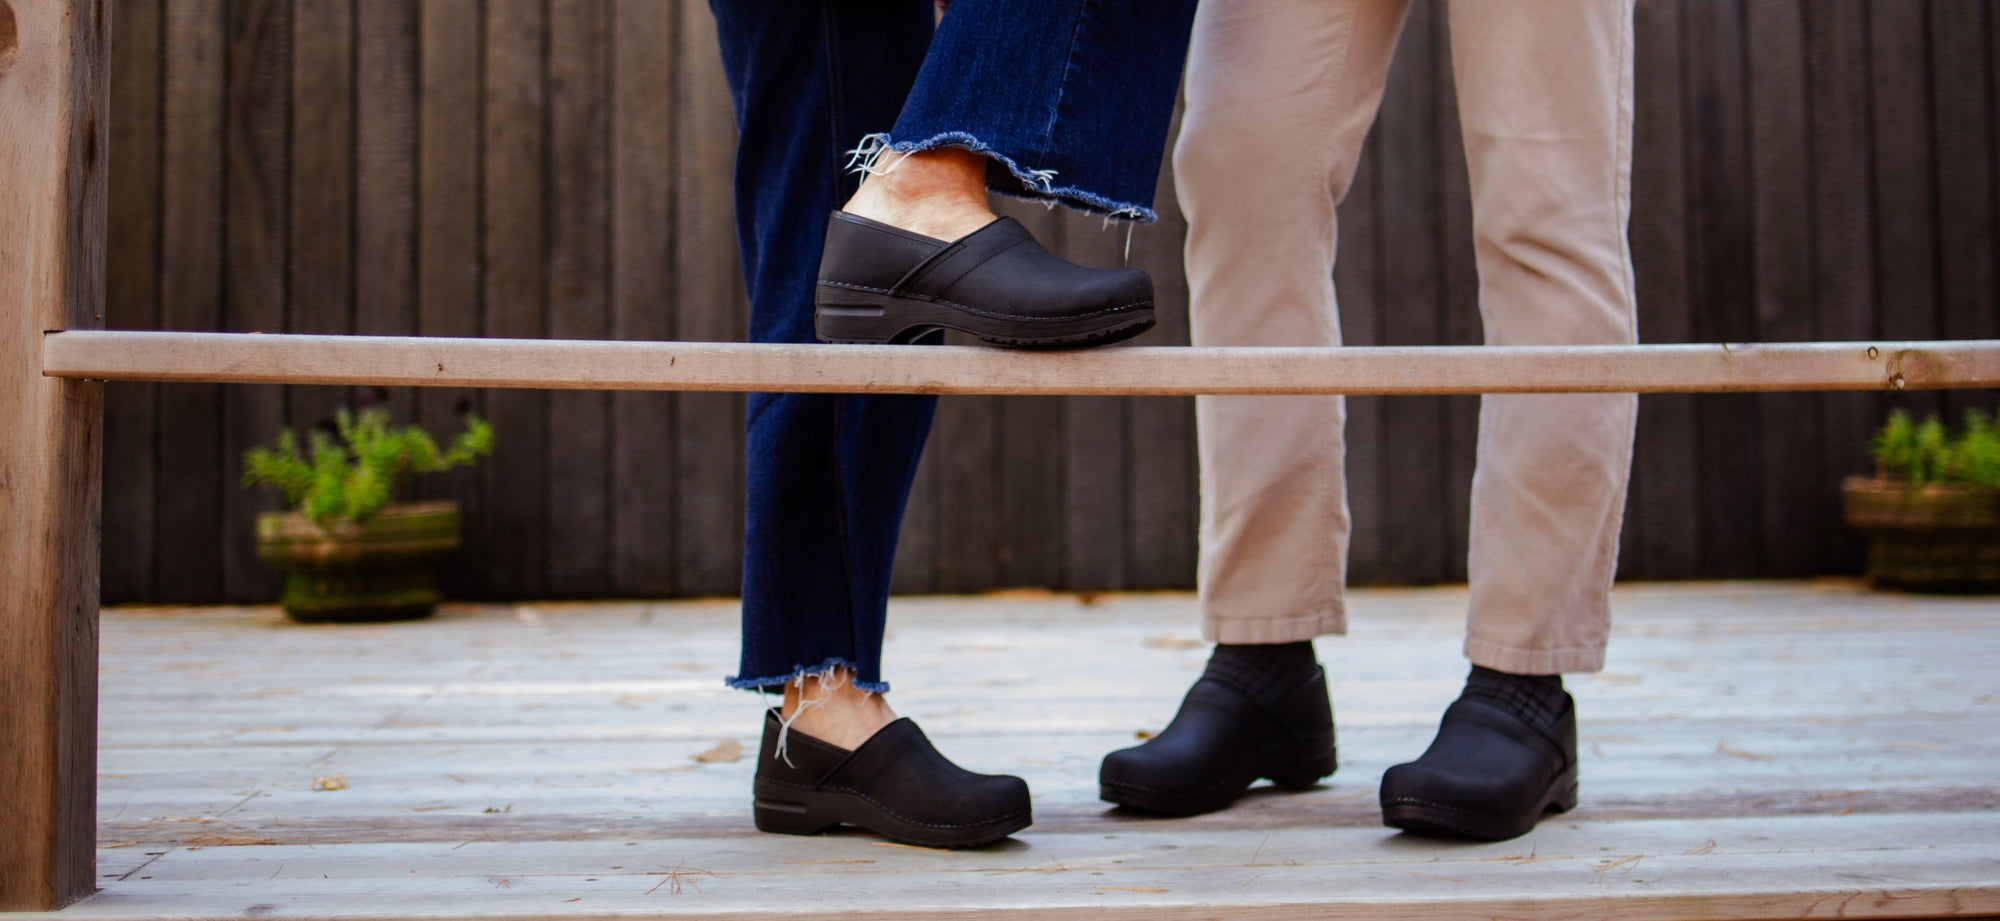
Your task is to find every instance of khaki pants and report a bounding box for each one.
[1179,0,1639,674]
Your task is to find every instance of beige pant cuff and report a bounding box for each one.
[1202,609,1346,645]
[1463,637,1605,676]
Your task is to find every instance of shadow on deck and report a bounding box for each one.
[34,582,2000,920]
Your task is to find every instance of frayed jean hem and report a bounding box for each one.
[848,131,1157,224]
[726,657,892,695]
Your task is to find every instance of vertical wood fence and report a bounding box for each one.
[101,0,1999,604]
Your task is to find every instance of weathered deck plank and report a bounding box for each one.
[37,583,2000,920]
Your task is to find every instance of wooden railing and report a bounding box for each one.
[7,0,2000,912]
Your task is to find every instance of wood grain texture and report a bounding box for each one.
[0,0,107,907]
[1747,0,1823,576]
[545,0,612,596]
[222,0,287,602]
[669,1,742,597]
[482,0,551,600]
[48,333,2000,396]
[607,0,679,597]
[101,0,162,603]
[1628,0,1698,581]
[414,0,483,599]
[1808,0,1883,575]
[1684,0,1760,579]
[1376,1,1448,585]
[44,584,2000,919]
[152,0,224,602]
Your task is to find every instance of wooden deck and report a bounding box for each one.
[31,582,2000,920]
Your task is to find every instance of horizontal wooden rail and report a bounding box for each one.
[41,331,2000,395]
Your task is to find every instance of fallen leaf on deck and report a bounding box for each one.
[1134,729,1157,740]
[412,805,456,812]
[1683,838,1717,856]
[1143,634,1205,650]
[1714,742,1775,761]
[97,841,138,849]
[691,740,744,763]
[1096,886,1170,893]
[311,774,348,791]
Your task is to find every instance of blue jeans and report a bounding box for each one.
[716,0,1197,693]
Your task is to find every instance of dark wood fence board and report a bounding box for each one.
[991,202,1067,590]
[286,0,355,452]
[1928,0,1999,422]
[355,0,418,428]
[670,1,744,596]
[102,0,2000,602]
[609,0,680,597]
[1125,132,1197,590]
[481,0,552,599]
[152,0,227,602]
[934,389,1000,594]
[1747,0,1825,576]
[1808,0,1883,573]
[103,0,163,603]
[220,0,290,602]
[1060,212,1135,591]
[1627,0,1697,581]
[1376,1,1448,585]
[1338,131,1385,587]
[414,0,486,599]
[1869,0,1942,429]
[546,0,614,595]
[1685,0,1762,579]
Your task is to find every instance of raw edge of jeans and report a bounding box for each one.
[850,130,1158,224]
[726,656,891,694]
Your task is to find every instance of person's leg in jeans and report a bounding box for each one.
[1099,0,1406,819]
[816,0,1197,348]
[712,0,1196,847]
[1376,0,1638,841]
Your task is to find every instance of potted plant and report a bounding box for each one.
[243,406,493,622]
[1843,407,2000,592]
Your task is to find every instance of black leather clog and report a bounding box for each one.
[1098,668,1337,817]
[752,710,1031,848]
[1378,695,1579,841]
[815,211,1155,348]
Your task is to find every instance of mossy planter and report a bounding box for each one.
[256,501,462,623]
[1842,477,2000,593]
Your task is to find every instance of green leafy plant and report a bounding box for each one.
[1871,407,2000,488]
[243,407,493,527]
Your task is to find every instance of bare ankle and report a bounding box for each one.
[843,148,997,242]
[780,668,896,751]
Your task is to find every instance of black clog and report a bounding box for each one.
[815,211,1155,348]
[1378,695,1579,841]
[751,710,1031,848]
[1098,668,1337,817]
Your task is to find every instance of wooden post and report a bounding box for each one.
[0,0,108,910]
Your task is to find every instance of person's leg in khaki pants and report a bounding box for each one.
[1099,0,1638,841]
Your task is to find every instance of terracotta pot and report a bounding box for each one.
[256,501,462,622]
[1841,477,2000,593]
